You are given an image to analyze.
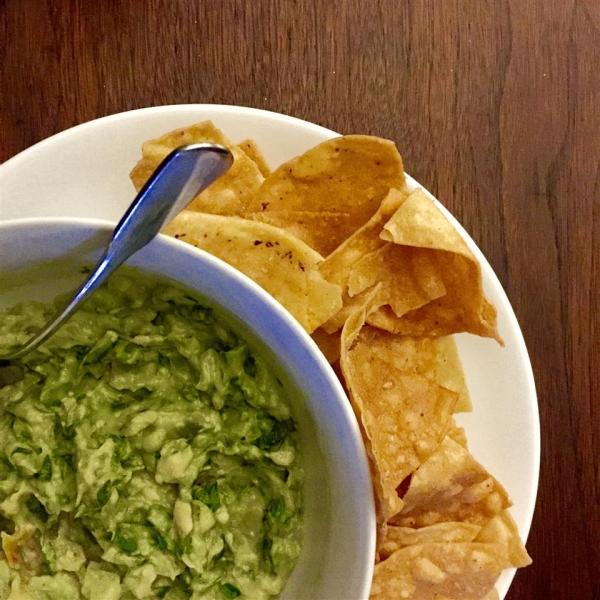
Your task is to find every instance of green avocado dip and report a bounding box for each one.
[0,272,304,600]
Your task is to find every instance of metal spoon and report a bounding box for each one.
[0,142,233,367]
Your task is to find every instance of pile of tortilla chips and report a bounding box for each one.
[131,121,531,599]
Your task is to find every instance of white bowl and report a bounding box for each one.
[0,104,539,598]
[0,217,376,600]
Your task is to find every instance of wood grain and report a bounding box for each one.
[1,0,598,598]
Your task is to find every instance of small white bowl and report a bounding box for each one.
[0,217,376,600]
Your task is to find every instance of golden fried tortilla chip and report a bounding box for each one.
[380,522,482,559]
[475,511,531,568]
[319,188,408,286]
[310,327,341,364]
[430,337,471,413]
[391,436,512,528]
[446,420,469,449]
[339,286,397,520]
[320,287,380,335]
[322,248,446,335]
[370,189,501,342]
[319,189,446,333]
[249,210,352,257]
[352,330,470,413]
[380,188,468,253]
[163,211,342,333]
[239,138,271,177]
[370,542,505,600]
[368,257,500,342]
[341,313,458,517]
[350,246,446,317]
[130,121,264,216]
[244,136,406,252]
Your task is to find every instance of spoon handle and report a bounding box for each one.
[4,143,233,360]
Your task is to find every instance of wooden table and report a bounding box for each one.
[1,1,598,598]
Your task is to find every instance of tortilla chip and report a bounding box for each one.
[371,189,501,342]
[310,327,341,364]
[130,121,264,216]
[163,211,342,333]
[319,189,446,333]
[326,292,391,551]
[345,329,469,414]
[341,317,457,517]
[446,420,469,449]
[433,337,471,413]
[391,437,512,528]
[352,246,447,316]
[368,257,500,342]
[319,287,380,335]
[249,211,353,257]
[245,136,406,251]
[380,522,482,559]
[370,542,505,600]
[338,286,400,525]
[319,188,408,286]
[380,189,469,253]
[238,138,271,177]
[475,511,531,568]
[322,251,445,335]
[306,269,345,332]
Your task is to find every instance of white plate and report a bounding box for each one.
[0,105,540,598]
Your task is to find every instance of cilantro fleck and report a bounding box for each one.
[96,481,112,507]
[37,455,52,481]
[192,481,220,511]
[114,529,137,554]
[243,355,257,377]
[152,529,168,551]
[221,584,241,599]
[267,498,289,523]
[257,417,295,451]
[25,494,48,522]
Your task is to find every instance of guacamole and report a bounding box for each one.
[0,272,304,600]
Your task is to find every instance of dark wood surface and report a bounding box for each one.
[1,1,598,598]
